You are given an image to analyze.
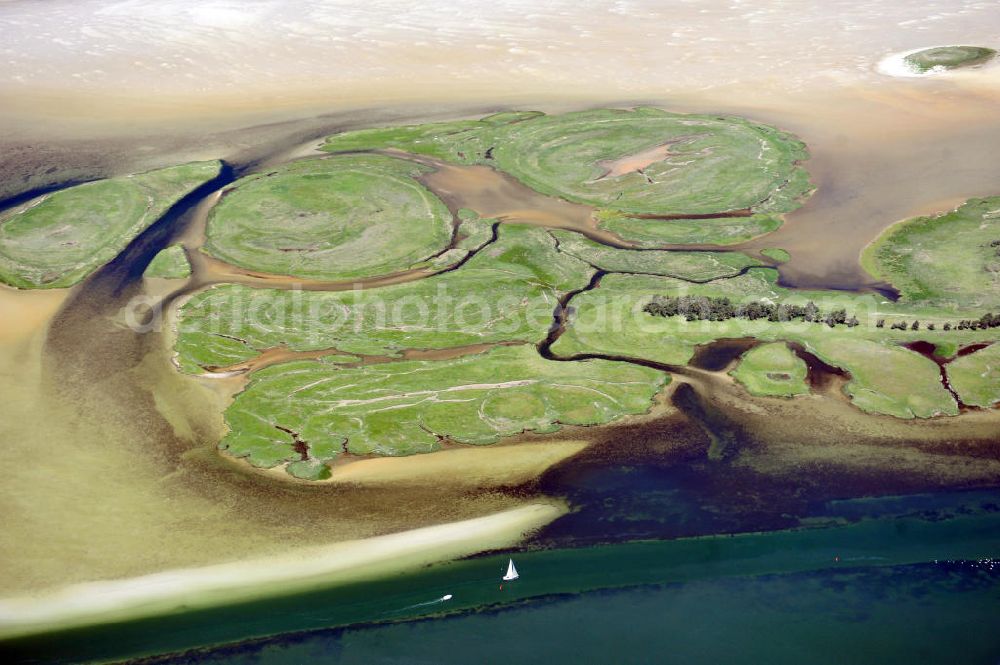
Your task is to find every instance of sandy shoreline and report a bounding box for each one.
[324,440,589,486]
[0,502,564,641]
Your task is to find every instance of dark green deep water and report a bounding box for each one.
[156,564,1000,665]
[5,490,1000,664]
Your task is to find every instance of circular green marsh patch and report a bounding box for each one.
[203,154,453,281]
[903,46,996,73]
[490,108,811,217]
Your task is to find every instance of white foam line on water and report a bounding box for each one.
[397,594,455,612]
[877,46,935,78]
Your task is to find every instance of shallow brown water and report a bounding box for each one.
[527,349,1000,547]
[786,341,851,397]
[687,338,758,372]
[414,156,628,245]
[729,84,1000,290]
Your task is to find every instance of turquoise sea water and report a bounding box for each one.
[6,490,1000,664]
[157,563,1000,665]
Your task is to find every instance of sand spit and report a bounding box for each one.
[325,441,589,487]
[0,502,564,640]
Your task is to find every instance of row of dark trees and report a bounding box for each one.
[642,294,1000,333]
[642,296,860,328]
[879,313,1000,331]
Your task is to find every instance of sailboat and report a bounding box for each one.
[502,558,519,581]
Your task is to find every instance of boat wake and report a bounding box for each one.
[396,594,454,612]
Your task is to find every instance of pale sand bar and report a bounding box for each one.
[325,441,589,487]
[0,502,564,640]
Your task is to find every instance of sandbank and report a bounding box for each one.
[0,502,564,640]
[325,440,589,487]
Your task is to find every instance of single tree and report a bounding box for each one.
[804,302,819,322]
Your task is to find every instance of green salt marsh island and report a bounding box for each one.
[202,154,454,281]
[174,225,591,372]
[551,266,997,419]
[144,244,191,279]
[861,196,1000,308]
[731,342,809,398]
[144,110,1000,478]
[0,161,221,288]
[903,46,996,73]
[323,107,813,246]
[221,345,666,466]
[946,342,1000,408]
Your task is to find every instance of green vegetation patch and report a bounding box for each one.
[202,154,453,281]
[175,225,592,373]
[553,269,983,418]
[455,209,496,250]
[933,340,960,359]
[596,212,784,247]
[550,229,761,281]
[946,343,1000,408]
[286,459,332,481]
[0,161,221,288]
[221,345,668,469]
[862,197,1000,308]
[810,338,956,419]
[409,210,498,271]
[319,111,544,161]
[760,248,790,263]
[144,244,191,279]
[731,342,809,398]
[554,269,801,365]
[904,46,997,73]
[480,108,810,216]
[325,107,812,217]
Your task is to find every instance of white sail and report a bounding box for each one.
[502,558,519,581]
